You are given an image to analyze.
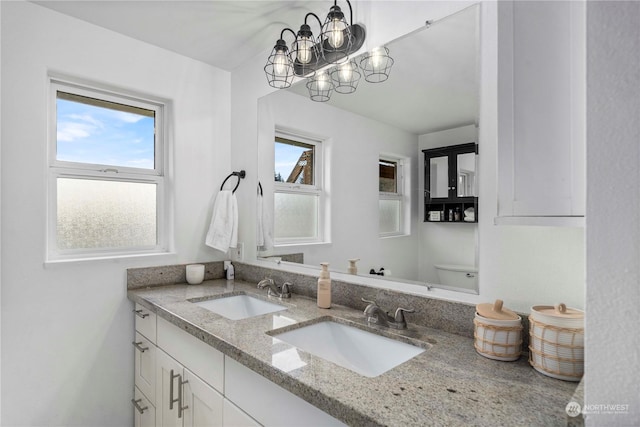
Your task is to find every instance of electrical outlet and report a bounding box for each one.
[233,242,244,261]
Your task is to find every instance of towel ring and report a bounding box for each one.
[220,170,246,193]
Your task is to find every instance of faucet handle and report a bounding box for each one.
[361,297,377,306]
[394,307,415,323]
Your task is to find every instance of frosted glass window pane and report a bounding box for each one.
[274,193,318,239]
[57,178,157,250]
[379,199,401,234]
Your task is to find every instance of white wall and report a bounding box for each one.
[257,90,419,279]
[1,2,231,425]
[586,2,640,425]
[418,125,478,284]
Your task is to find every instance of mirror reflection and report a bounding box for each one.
[256,5,480,293]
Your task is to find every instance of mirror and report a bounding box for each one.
[457,153,477,197]
[430,157,450,198]
[256,5,480,293]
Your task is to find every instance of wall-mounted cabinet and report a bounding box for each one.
[496,0,585,226]
[423,143,478,223]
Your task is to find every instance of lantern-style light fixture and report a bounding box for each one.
[264,0,393,102]
[360,46,394,83]
[329,59,361,94]
[306,71,334,102]
[264,29,297,89]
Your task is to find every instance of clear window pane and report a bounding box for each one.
[379,199,401,234]
[274,192,318,240]
[379,159,397,192]
[56,91,156,169]
[56,178,157,250]
[275,137,314,185]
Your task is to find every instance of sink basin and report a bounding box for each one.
[272,320,425,377]
[193,295,287,320]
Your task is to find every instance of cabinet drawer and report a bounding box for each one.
[134,303,157,343]
[133,386,156,427]
[157,317,224,393]
[134,331,156,404]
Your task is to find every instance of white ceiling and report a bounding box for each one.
[34,0,326,71]
[34,1,479,135]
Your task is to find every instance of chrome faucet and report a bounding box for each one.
[257,278,292,299]
[361,298,414,329]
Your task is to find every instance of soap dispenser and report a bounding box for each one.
[347,258,360,275]
[224,261,235,280]
[317,262,331,308]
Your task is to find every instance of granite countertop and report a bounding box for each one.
[128,279,577,427]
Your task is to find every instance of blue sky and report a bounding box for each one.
[56,98,155,169]
[275,141,309,182]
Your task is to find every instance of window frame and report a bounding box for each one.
[46,77,171,262]
[379,155,406,237]
[273,130,326,246]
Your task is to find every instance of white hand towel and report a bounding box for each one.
[256,193,274,251]
[205,190,238,252]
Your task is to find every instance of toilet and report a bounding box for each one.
[434,264,478,291]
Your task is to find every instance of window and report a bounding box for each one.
[47,78,169,261]
[273,132,324,244]
[379,156,405,236]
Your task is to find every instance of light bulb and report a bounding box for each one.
[317,73,330,90]
[339,63,352,82]
[273,49,288,76]
[370,47,384,70]
[297,36,313,64]
[327,19,344,49]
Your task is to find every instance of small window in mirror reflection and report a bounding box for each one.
[273,132,325,245]
[275,137,314,186]
[379,159,397,193]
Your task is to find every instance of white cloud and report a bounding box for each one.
[68,113,103,128]
[57,121,95,142]
[111,111,145,124]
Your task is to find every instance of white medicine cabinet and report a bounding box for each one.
[496,0,585,226]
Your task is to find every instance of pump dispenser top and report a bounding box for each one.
[317,262,331,308]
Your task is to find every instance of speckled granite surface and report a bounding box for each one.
[128,279,577,427]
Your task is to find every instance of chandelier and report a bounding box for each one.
[264,0,394,102]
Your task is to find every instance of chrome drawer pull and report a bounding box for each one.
[178,376,189,418]
[133,309,149,319]
[132,341,149,353]
[131,398,148,414]
[170,370,179,410]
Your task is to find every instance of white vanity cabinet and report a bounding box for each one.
[133,304,157,426]
[496,0,585,226]
[156,317,225,427]
[225,358,346,427]
[156,349,224,427]
[132,306,343,426]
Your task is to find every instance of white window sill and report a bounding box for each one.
[44,251,177,268]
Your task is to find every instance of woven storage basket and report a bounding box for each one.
[474,300,522,361]
[529,303,584,381]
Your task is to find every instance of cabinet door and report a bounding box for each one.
[497,0,585,222]
[134,331,156,404]
[182,368,224,427]
[156,349,184,427]
[223,399,261,427]
[133,387,156,427]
